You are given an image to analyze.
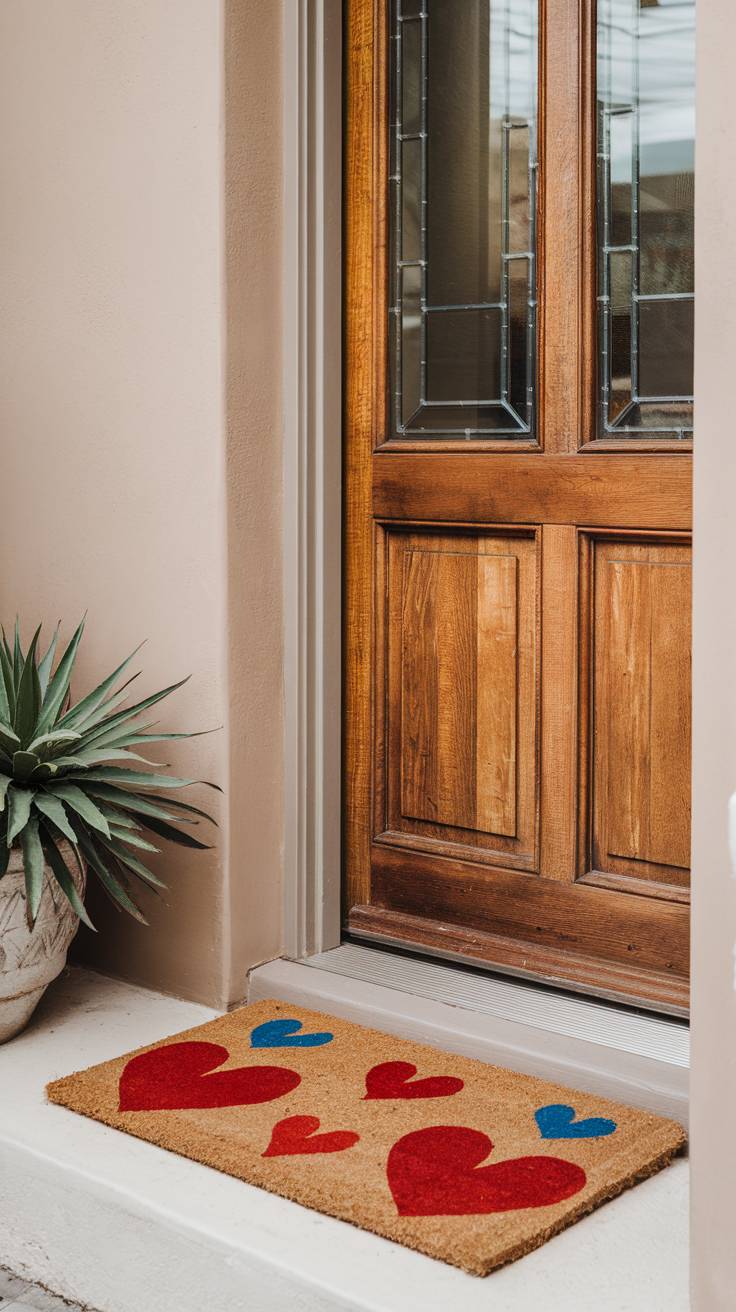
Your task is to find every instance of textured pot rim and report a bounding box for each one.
[0,838,87,1008]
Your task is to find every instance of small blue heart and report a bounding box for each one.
[535,1103,617,1140]
[250,1018,334,1049]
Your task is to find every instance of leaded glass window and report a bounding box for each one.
[597,0,695,439]
[388,0,538,440]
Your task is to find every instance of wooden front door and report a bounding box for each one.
[344,0,694,1014]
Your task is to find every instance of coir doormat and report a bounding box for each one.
[47,998,685,1275]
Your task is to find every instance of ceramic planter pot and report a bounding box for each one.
[0,842,85,1042]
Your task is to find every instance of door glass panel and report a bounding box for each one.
[597,0,695,439]
[388,0,538,439]
[401,265,422,420]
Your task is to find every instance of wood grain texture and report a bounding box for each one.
[343,0,387,909]
[539,0,586,453]
[398,549,440,825]
[432,551,477,831]
[577,0,597,446]
[348,905,689,1015]
[379,530,538,869]
[476,552,518,836]
[539,525,579,879]
[591,539,692,886]
[372,454,692,528]
[365,843,689,987]
[399,549,517,835]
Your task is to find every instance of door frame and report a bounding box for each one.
[280,0,698,1000]
[282,0,343,959]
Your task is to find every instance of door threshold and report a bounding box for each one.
[347,905,689,1016]
[248,943,688,1126]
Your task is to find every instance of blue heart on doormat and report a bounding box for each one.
[250,1018,334,1049]
[534,1103,617,1140]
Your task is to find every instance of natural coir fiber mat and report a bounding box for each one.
[46,998,685,1275]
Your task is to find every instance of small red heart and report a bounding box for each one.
[119,1041,300,1112]
[262,1114,360,1157]
[387,1125,586,1216]
[364,1060,464,1100]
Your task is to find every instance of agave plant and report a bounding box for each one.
[0,619,217,929]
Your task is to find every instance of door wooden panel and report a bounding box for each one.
[379,529,538,867]
[372,454,691,527]
[589,538,692,890]
[364,847,689,982]
[343,0,693,1014]
[400,548,518,834]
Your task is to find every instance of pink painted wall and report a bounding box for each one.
[0,0,284,1006]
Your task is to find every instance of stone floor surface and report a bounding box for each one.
[0,1267,97,1312]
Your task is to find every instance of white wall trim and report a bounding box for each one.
[282,0,343,959]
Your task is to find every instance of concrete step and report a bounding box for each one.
[0,967,689,1312]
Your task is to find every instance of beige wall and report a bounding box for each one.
[0,0,284,1007]
[1,0,735,1297]
[690,1,736,1305]
[223,0,285,1000]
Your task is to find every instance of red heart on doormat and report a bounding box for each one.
[387,1126,586,1216]
[364,1060,464,1100]
[262,1114,360,1157]
[119,1041,301,1112]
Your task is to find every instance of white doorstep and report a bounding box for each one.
[0,966,689,1312]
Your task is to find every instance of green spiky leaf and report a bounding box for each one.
[76,829,147,922]
[24,761,61,782]
[37,624,60,697]
[34,792,78,844]
[0,723,21,757]
[108,825,160,853]
[145,793,219,825]
[27,729,83,756]
[56,645,143,731]
[95,835,167,889]
[33,756,89,773]
[45,782,110,837]
[0,660,9,724]
[61,767,218,791]
[82,783,184,823]
[14,626,42,745]
[137,814,212,850]
[68,748,159,768]
[69,677,190,750]
[39,825,94,929]
[34,618,87,736]
[21,815,45,924]
[98,808,138,830]
[6,786,34,846]
[83,727,216,752]
[0,619,217,923]
[0,640,14,718]
[11,621,23,687]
